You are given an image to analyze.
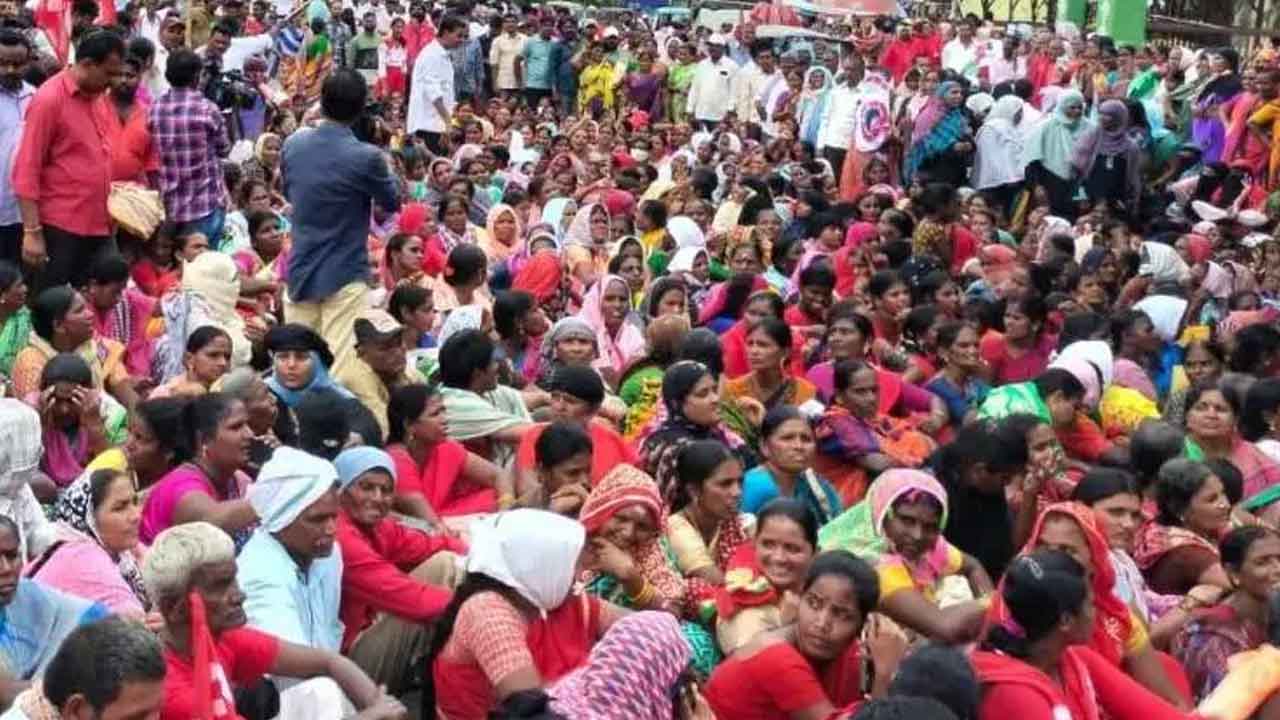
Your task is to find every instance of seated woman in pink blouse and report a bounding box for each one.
[27,468,148,616]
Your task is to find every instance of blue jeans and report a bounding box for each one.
[179,207,226,245]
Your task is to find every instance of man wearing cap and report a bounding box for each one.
[335,309,427,438]
[686,32,736,131]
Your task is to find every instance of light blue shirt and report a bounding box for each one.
[237,530,344,652]
[522,37,559,91]
[741,465,842,525]
[0,83,35,227]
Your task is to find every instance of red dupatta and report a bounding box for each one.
[991,503,1133,666]
[434,594,601,720]
[972,648,1100,720]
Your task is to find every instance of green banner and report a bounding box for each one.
[1057,0,1086,27]
[1096,0,1147,46]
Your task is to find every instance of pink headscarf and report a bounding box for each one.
[576,275,646,375]
[844,221,878,250]
[1183,234,1213,264]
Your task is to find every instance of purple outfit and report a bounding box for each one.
[146,87,230,223]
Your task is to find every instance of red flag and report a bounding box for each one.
[34,0,69,63]
[96,0,117,28]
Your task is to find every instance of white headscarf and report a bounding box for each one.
[1138,241,1190,285]
[0,400,40,497]
[667,247,708,275]
[1134,295,1190,343]
[665,216,705,249]
[466,509,585,616]
[247,447,339,533]
[439,305,485,346]
[972,94,1027,190]
[1050,340,1114,409]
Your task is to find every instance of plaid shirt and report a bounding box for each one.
[147,87,229,223]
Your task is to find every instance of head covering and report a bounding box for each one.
[1138,241,1190,284]
[541,198,577,243]
[1133,295,1190,343]
[576,276,646,374]
[484,203,524,253]
[439,305,485,346]
[512,252,565,303]
[667,247,708,275]
[254,133,281,165]
[549,612,690,720]
[466,509,586,615]
[1203,261,1235,300]
[1050,340,1114,409]
[182,252,251,368]
[1183,234,1213,264]
[264,326,349,408]
[564,203,611,247]
[0,399,40,502]
[965,92,995,117]
[1025,88,1089,180]
[666,216,705,249]
[911,80,962,146]
[50,469,148,604]
[818,471,951,591]
[334,446,396,492]
[996,502,1133,665]
[247,447,338,533]
[1071,99,1137,180]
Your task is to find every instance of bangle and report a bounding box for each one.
[632,580,655,607]
[22,226,41,235]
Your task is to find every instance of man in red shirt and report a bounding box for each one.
[142,521,408,720]
[10,29,123,293]
[402,2,435,71]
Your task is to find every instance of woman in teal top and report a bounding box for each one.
[740,405,842,525]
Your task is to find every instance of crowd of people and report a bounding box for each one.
[10,0,1280,718]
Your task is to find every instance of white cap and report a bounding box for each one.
[602,25,620,38]
[707,33,728,45]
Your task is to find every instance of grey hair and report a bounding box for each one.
[142,521,235,604]
[44,616,165,711]
[215,367,262,400]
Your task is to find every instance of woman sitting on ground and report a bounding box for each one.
[704,550,898,720]
[263,324,353,414]
[819,469,992,644]
[716,498,820,655]
[1133,458,1233,595]
[742,405,843,525]
[28,468,148,616]
[436,328,534,472]
[386,382,508,523]
[149,326,234,399]
[139,393,258,550]
[33,353,128,492]
[428,509,629,720]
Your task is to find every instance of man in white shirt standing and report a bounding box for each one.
[732,41,778,138]
[488,14,525,100]
[685,34,736,131]
[941,18,982,83]
[408,13,467,156]
[817,52,864,183]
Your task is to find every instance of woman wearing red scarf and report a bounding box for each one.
[1007,502,1192,708]
[973,550,1188,720]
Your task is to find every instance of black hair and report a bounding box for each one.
[1071,467,1139,505]
[880,208,915,238]
[1230,325,1280,374]
[164,48,202,88]
[43,616,165,713]
[1033,368,1086,403]
[295,388,352,460]
[868,270,906,299]
[41,352,93,389]
[386,383,438,446]
[675,439,736,508]
[246,210,279,241]
[918,182,957,217]
[436,13,466,34]
[550,364,604,408]
[388,284,431,324]
[981,550,1088,659]
[748,316,792,353]
[535,421,593,470]
[87,467,129,515]
[850,698,959,720]
[438,328,496,389]
[798,261,836,291]
[134,397,193,471]
[677,328,724,378]
[493,290,535,340]
[1243,378,1280,442]
[1109,308,1152,353]
[1057,312,1109,349]
[1184,380,1242,422]
[903,305,940,344]
[887,643,980,720]
[825,301,874,339]
[761,405,810,445]
[833,358,872,395]
[0,29,31,54]
[931,420,1028,489]
[86,253,129,286]
[0,262,20,297]
[186,325,230,355]
[1221,525,1277,571]
[757,497,819,550]
[75,28,124,63]
[183,393,238,455]
[489,690,568,720]
[1154,458,1217,526]
[444,243,488,288]
[637,199,667,229]
[1007,294,1049,337]
[934,321,975,352]
[32,285,76,341]
[126,35,154,63]
[803,549,879,618]
[1204,457,1244,506]
[1128,420,1186,491]
[321,68,368,124]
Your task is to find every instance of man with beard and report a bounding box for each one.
[108,52,155,184]
[0,29,33,266]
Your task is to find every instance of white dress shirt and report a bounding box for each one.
[686,56,737,123]
[408,40,455,134]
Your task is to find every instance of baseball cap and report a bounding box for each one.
[354,309,403,344]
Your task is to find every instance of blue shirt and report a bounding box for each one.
[741,465,842,525]
[238,529,344,652]
[282,122,400,302]
[0,83,35,227]
[522,37,559,90]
